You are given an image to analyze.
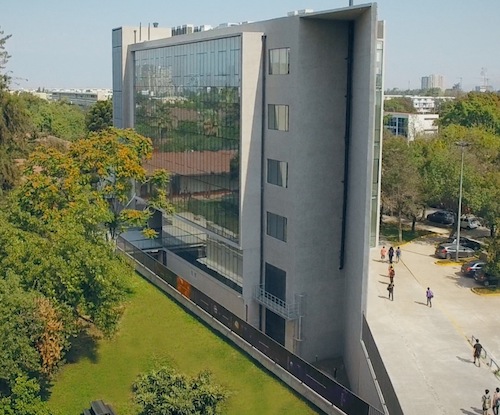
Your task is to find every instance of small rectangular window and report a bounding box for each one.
[269,48,290,75]
[267,159,288,188]
[267,212,287,242]
[268,104,289,131]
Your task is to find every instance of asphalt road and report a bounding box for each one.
[368,235,500,415]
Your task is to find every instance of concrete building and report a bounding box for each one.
[50,88,112,108]
[113,4,384,409]
[385,112,439,141]
[421,74,444,91]
[384,94,454,114]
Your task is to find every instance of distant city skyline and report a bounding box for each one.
[2,0,499,92]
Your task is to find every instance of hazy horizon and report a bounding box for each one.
[3,0,499,92]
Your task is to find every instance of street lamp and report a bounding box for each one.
[455,141,469,261]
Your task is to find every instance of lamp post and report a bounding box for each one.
[455,141,469,261]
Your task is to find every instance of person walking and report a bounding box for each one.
[426,287,434,307]
[473,339,483,366]
[493,387,500,415]
[380,246,387,262]
[395,246,401,263]
[387,282,394,301]
[389,265,395,284]
[388,246,394,264]
[482,389,492,415]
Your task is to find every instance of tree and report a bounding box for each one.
[85,99,113,132]
[0,375,51,415]
[439,92,500,134]
[0,91,32,191]
[381,135,423,241]
[384,97,416,113]
[0,214,132,336]
[133,367,228,415]
[11,128,172,240]
[0,27,12,90]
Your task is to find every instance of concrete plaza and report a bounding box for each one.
[368,235,500,414]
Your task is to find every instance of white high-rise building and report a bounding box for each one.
[421,74,445,90]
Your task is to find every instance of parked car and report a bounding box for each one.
[474,269,499,286]
[444,236,482,251]
[434,244,475,260]
[460,215,481,230]
[461,260,486,277]
[427,211,455,225]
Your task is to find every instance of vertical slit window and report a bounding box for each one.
[269,48,290,74]
[267,159,288,188]
[267,212,287,242]
[268,104,289,131]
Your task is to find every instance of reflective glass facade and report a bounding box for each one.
[134,36,243,288]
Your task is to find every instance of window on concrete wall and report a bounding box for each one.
[267,212,287,242]
[269,47,290,75]
[268,104,289,131]
[267,159,288,188]
[265,262,286,301]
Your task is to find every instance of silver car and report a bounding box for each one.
[435,244,475,260]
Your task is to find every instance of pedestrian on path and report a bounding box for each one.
[380,246,387,262]
[426,287,433,307]
[388,246,394,264]
[482,389,492,415]
[493,387,500,415]
[387,282,394,301]
[388,265,395,283]
[474,339,483,366]
[395,246,401,263]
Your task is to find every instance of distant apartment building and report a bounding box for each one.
[385,112,439,140]
[113,5,386,412]
[384,94,454,114]
[421,74,444,91]
[51,89,112,108]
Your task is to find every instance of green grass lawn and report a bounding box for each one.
[47,275,319,415]
[380,222,433,243]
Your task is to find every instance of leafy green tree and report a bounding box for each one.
[439,92,500,134]
[381,134,423,240]
[85,99,113,132]
[0,375,51,415]
[133,367,228,415]
[10,128,171,240]
[70,128,172,239]
[0,92,31,191]
[18,92,86,141]
[0,214,132,336]
[384,97,416,113]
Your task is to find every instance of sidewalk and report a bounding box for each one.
[367,239,500,414]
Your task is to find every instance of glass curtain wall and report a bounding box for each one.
[134,36,243,288]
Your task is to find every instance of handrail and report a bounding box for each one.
[470,335,500,376]
[253,285,301,320]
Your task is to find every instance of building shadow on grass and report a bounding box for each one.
[65,326,100,364]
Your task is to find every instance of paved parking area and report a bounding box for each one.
[367,236,500,415]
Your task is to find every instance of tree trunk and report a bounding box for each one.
[411,216,416,232]
[398,211,403,242]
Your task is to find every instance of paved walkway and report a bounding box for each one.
[367,237,500,415]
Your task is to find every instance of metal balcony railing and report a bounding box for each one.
[253,285,301,320]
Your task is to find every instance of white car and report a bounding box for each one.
[460,215,480,229]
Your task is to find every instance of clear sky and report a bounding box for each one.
[2,0,499,91]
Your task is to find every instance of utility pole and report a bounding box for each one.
[455,141,469,261]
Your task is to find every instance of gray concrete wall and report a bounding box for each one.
[341,5,378,398]
[239,32,265,328]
